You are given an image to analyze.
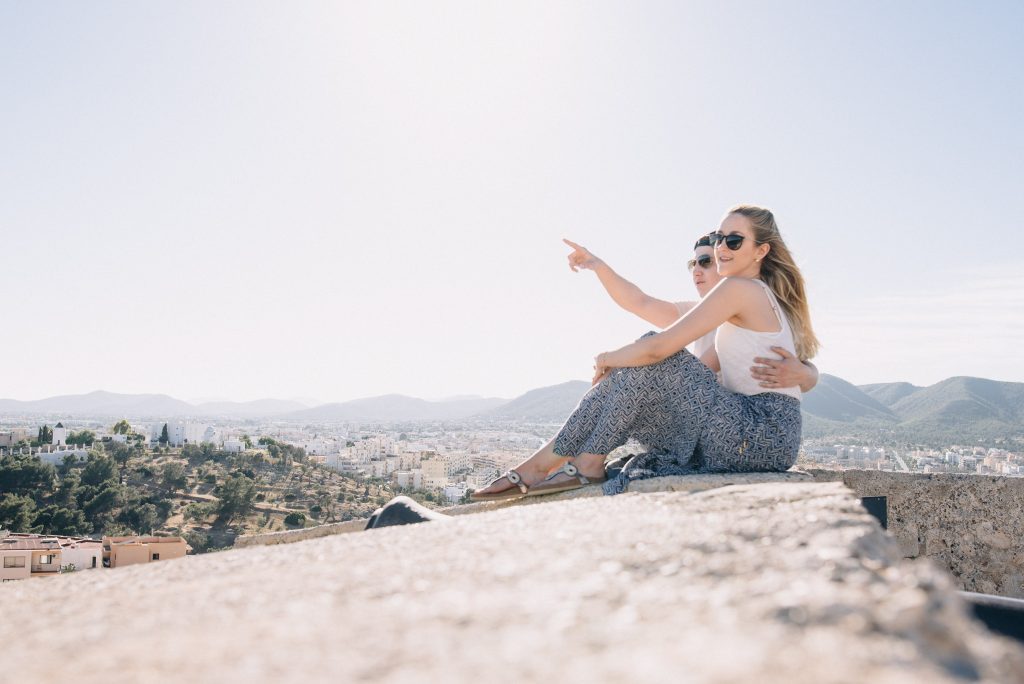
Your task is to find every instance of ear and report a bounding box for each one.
[757,243,771,262]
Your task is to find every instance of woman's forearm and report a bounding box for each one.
[798,361,819,393]
[591,261,649,316]
[597,278,745,371]
[601,335,672,369]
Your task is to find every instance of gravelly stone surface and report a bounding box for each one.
[809,470,1024,598]
[235,471,816,547]
[2,482,1022,683]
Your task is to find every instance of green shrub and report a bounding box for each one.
[284,512,305,527]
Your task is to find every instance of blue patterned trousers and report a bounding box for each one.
[552,336,802,495]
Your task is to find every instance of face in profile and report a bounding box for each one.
[689,245,720,298]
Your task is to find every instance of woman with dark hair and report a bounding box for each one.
[472,205,820,500]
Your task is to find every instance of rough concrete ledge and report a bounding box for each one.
[809,470,1024,598]
[3,481,1022,683]
[235,470,814,548]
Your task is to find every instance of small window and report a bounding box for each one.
[152,553,160,561]
[39,555,53,565]
[4,557,26,568]
[92,556,97,568]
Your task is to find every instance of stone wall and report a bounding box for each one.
[808,470,1024,598]
[5,480,1024,682]
[234,471,816,548]
[233,518,368,547]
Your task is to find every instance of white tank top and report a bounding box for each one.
[715,280,802,401]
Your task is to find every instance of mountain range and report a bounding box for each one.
[2,376,1022,443]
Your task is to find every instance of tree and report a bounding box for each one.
[34,505,89,536]
[0,493,39,533]
[216,474,257,524]
[108,443,134,483]
[58,453,80,477]
[316,489,337,522]
[241,434,253,449]
[80,454,118,488]
[184,502,214,525]
[159,424,169,445]
[36,425,53,446]
[111,419,132,435]
[283,512,305,527]
[160,462,187,494]
[80,484,120,532]
[119,501,161,535]
[66,430,95,446]
[0,453,56,495]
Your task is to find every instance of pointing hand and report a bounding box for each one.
[563,238,603,273]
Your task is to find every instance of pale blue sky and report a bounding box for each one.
[2,2,1022,402]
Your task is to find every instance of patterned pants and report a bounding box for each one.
[552,335,802,495]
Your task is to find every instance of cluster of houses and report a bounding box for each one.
[0,530,190,582]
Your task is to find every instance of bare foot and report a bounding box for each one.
[541,453,606,485]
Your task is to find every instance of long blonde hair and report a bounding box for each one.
[728,205,820,360]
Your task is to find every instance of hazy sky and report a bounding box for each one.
[2,1,1022,403]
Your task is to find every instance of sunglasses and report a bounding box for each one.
[710,232,746,251]
[687,254,714,271]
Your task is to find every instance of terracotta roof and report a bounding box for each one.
[4,533,101,548]
[104,536,187,545]
[0,539,61,551]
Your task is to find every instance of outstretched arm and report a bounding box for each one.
[595,278,749,372]
[564,239,687,329]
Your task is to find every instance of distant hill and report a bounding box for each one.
[476,381,591,422]
[888,377,1024,424]
[193,399,309,417]
[0,391,195,417]
[858,382,924,407]
[806,376,1024,442]
[2,376,1022,443]
[0,392,311,419]
[285,394,509,422]
[801,375,897,423]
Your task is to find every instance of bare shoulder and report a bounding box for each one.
[713,277,764,297]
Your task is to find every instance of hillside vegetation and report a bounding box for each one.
[0,441,395,551]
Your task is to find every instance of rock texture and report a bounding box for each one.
[2,480,1022,683]
[235,470,816,547]
[810,470,1024,598]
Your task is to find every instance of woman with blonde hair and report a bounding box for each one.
[473,204,819,500]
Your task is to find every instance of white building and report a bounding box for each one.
[223,438,244,453]
[444,482,469,503]
[36,448,89,466]
[165,421,213,447]
[305,437,340,457]
[52,423,67,446]
[58,537,103,572]
[420,457,448,490]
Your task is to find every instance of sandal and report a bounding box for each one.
[469,469,530,502]
[526,461,606,497]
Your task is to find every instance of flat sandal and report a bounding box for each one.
[469,469,530,502]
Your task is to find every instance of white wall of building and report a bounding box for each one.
[51,424,67,446]
[60,545,102,572]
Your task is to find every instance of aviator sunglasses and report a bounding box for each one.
[710,232,747,251]
[687,254,714,271]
